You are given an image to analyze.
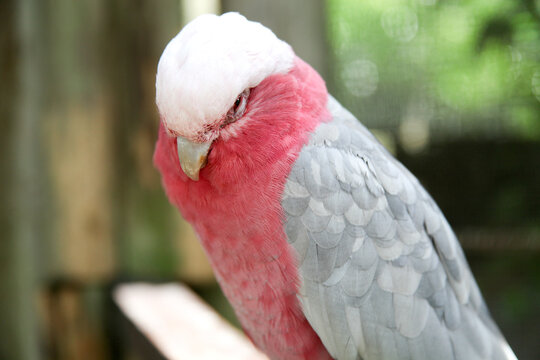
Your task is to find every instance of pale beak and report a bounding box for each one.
[176,136,212,181]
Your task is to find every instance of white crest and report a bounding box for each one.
[156,12,294,140]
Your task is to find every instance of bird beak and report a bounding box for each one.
[176,136,212,181]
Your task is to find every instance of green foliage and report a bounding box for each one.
[328,0,540,139]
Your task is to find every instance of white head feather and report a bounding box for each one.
[156,12,295,140]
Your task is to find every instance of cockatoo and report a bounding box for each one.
[154,12,516,360]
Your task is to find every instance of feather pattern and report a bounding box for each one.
[282,96,516,360]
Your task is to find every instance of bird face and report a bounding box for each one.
[155,13,294,180]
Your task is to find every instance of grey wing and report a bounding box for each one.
[282,96,516,360]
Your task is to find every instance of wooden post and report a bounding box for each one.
[0,0,44,359]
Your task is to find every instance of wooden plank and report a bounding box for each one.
[114,283,269,360]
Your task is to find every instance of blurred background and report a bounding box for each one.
[1,0,539,359]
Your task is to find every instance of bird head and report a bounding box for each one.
[155,12,296,181]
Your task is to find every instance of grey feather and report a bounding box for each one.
[324,189,354,215]
[351,186,378,210]
[281,96,516,360]
[310,230,343,249]
[282,196,310,216]
[386,193,408,220]
[301,206,331,232]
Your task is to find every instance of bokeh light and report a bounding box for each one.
[381,6,418,43]
[341,59,379,97]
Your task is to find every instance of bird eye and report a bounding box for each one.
[223,89,250,128]
[233,96,242,111]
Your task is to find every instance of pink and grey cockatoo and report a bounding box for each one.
[154,13,516,360]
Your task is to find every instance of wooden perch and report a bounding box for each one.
[113,283,268,360]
